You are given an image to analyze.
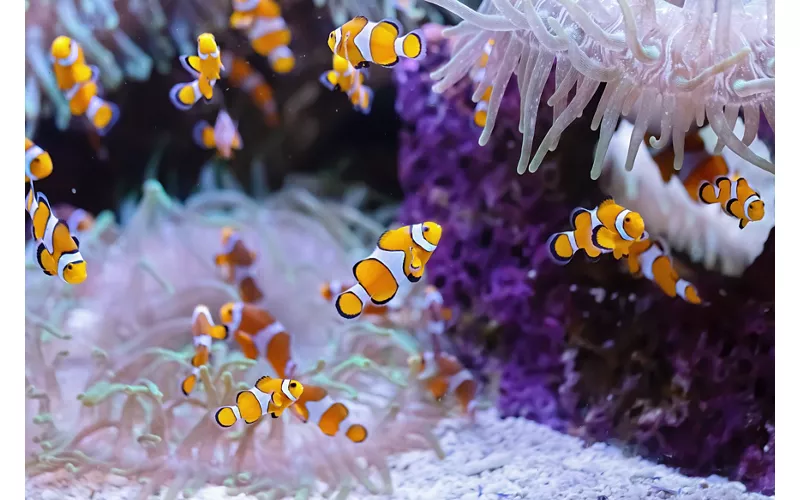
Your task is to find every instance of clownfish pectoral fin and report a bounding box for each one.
[591,226,616,252]
[697,181,719,205]
[546,232,577,265]
[346,424,368,443]
[290,403,310,422]
[179,55,203,77]
[72,63,93,84]
[319,71,340,92]
[739,218,748,229]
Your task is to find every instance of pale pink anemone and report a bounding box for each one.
[423,0,775,179]
[25,181,449,498]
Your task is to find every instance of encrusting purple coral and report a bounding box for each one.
[394,28,775,494]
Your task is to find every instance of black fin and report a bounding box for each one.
[72,236,80,247]
[739,219,746,230]
[724,198,738,217]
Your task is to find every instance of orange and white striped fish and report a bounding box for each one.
[221,52,279,126]
[319,54,374,114]
[169,33,223,111]
[335,222,442,319]
[320,280,388,316]
[627,240,702,304]
[214,228,264,303]
[64,207,95,234]
[698,177,765,229]
[193,110,244,160]
[218,302,296,378]
[421,285,452,338]
[289,385,368,443]
[215,375,304,426]
[25,138,53,183]
[327,16,426,69]
[547,199,648,264]
[181,305,228,396]
[469,39,494,128]
[409,351,477,417]
[229,0,295,73]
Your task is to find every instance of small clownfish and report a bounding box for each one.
[26,183,87,285]
[221,52,279,127]
[25,138,53,183]
[547,199,647,264]
[469,39,494,128]
[289,385,368,443]
[218,302,297,378]
[229,0,295,73]
[169,33,223,111]
[327,16,426,69]
[215,375,304,427]
[213,228,264,303]
[409,351,477,417]
[181,305,229,396]
[335,222,442,320]
[320,280,388,316]
[192,110,244,161]
[319,54,374,115]
[421,285,452,338]
[626,240,702,304]
[698,177,765,229]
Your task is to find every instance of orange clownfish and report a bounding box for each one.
[215,375,304,426]
[698,177,765,229]
[50,36,95,90]
[320,280,388,316]
[469,39,494,128]
[626,240,702,304]
[218,302,296,378]
[335,222,442,320]
[181,305,228,396]
[169,33,223,111]
[25,138,53,183]
[221,52,279,126]
[214,228,264,304]
[327,16,426,69]
[193,110,244,160]
[421,285,452,337]
[409,351,477,417]
[229,0,295,73]
[319,54,374,115]
[289,385,368,443]
[26,183,87,285]
[64,208,95,234]
[547,199,648,264]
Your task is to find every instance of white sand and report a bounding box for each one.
[26,408,773,500]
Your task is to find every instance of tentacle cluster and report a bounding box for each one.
[425,0,775,179]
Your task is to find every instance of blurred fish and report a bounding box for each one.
[469,39,494,128]
[221,52,279,126]
[26,183,87,285]
[229,0,295,73]
[319,54,374,114]
[335,222,442,319]
[328,16,426,69]
[409,351,477,417]
[25,137,53,183]
[215,375,304,427]
[421,285,452,340]
[213,227,264,302]
[547,199,647,264]
[169,33,223,111]
[290,385,369,443]
[193,111,244,161]
[219,302,296,378]
[181,305,228,396]
[626,240,702,304]
[50,36,95,89]
[320,279,388,316]
[65,208,96,234]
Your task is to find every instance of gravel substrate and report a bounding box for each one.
[26,408,774,500]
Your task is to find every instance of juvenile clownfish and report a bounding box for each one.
[547,199,647,264]
[320,280,388,316]
[469,39,494,128]
[213,228,264,303]
[221,52,279,127]
[169,33,223,111]
[327,16,426,69]
[698,177,765,229]
[65,208,95,234]
[25,138,53,183]
[215,375,303,427]
[218,302,296,378]
[335,222,442,320]
[181,305,229,396]
[409,351,477,417]
[229,0,295,73]
[193,110,244,160]
[289,384,369,443]
[26,183,87,285]
[319,54,374,115]
[421,285,452,338]
[626,240,702,304]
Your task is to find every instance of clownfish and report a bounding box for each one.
[289,384,369,443]
[547,199,647,264]
[215,375,304,427]
[25,138,53,183]
[320,280,388,316]
[698,177,765,229]
[469,39,494,128]
[327,16,426,69]
[409,351,477,417]
[62,207,95,234]
[221,52,279,126]
[218,302,296,378]
[229,0,295,73]
[335,222,442,320]
[26,183,87,285]
[319,54,374,114]
[421,285,452,337]
[626,240,702,304]
[50,36,95,91]
[181,305,228,396]
[213,228,264,303]
[169,33,223,111]
[193,110,244,160]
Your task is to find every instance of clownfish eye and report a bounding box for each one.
[66,264,73,270]
[625,217,630,223]
[423,226,429,232]
[289,382,297,388]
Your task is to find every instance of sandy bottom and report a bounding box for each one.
[26,408,773,500]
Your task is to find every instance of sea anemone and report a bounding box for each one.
[423,0,775,178]
[25,181,448,497]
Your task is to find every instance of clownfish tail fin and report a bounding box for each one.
[346,424,368,443]
[546,231,577,265]
[698,181,719,204]
[335,290,364,319]
[214,405,242,428]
